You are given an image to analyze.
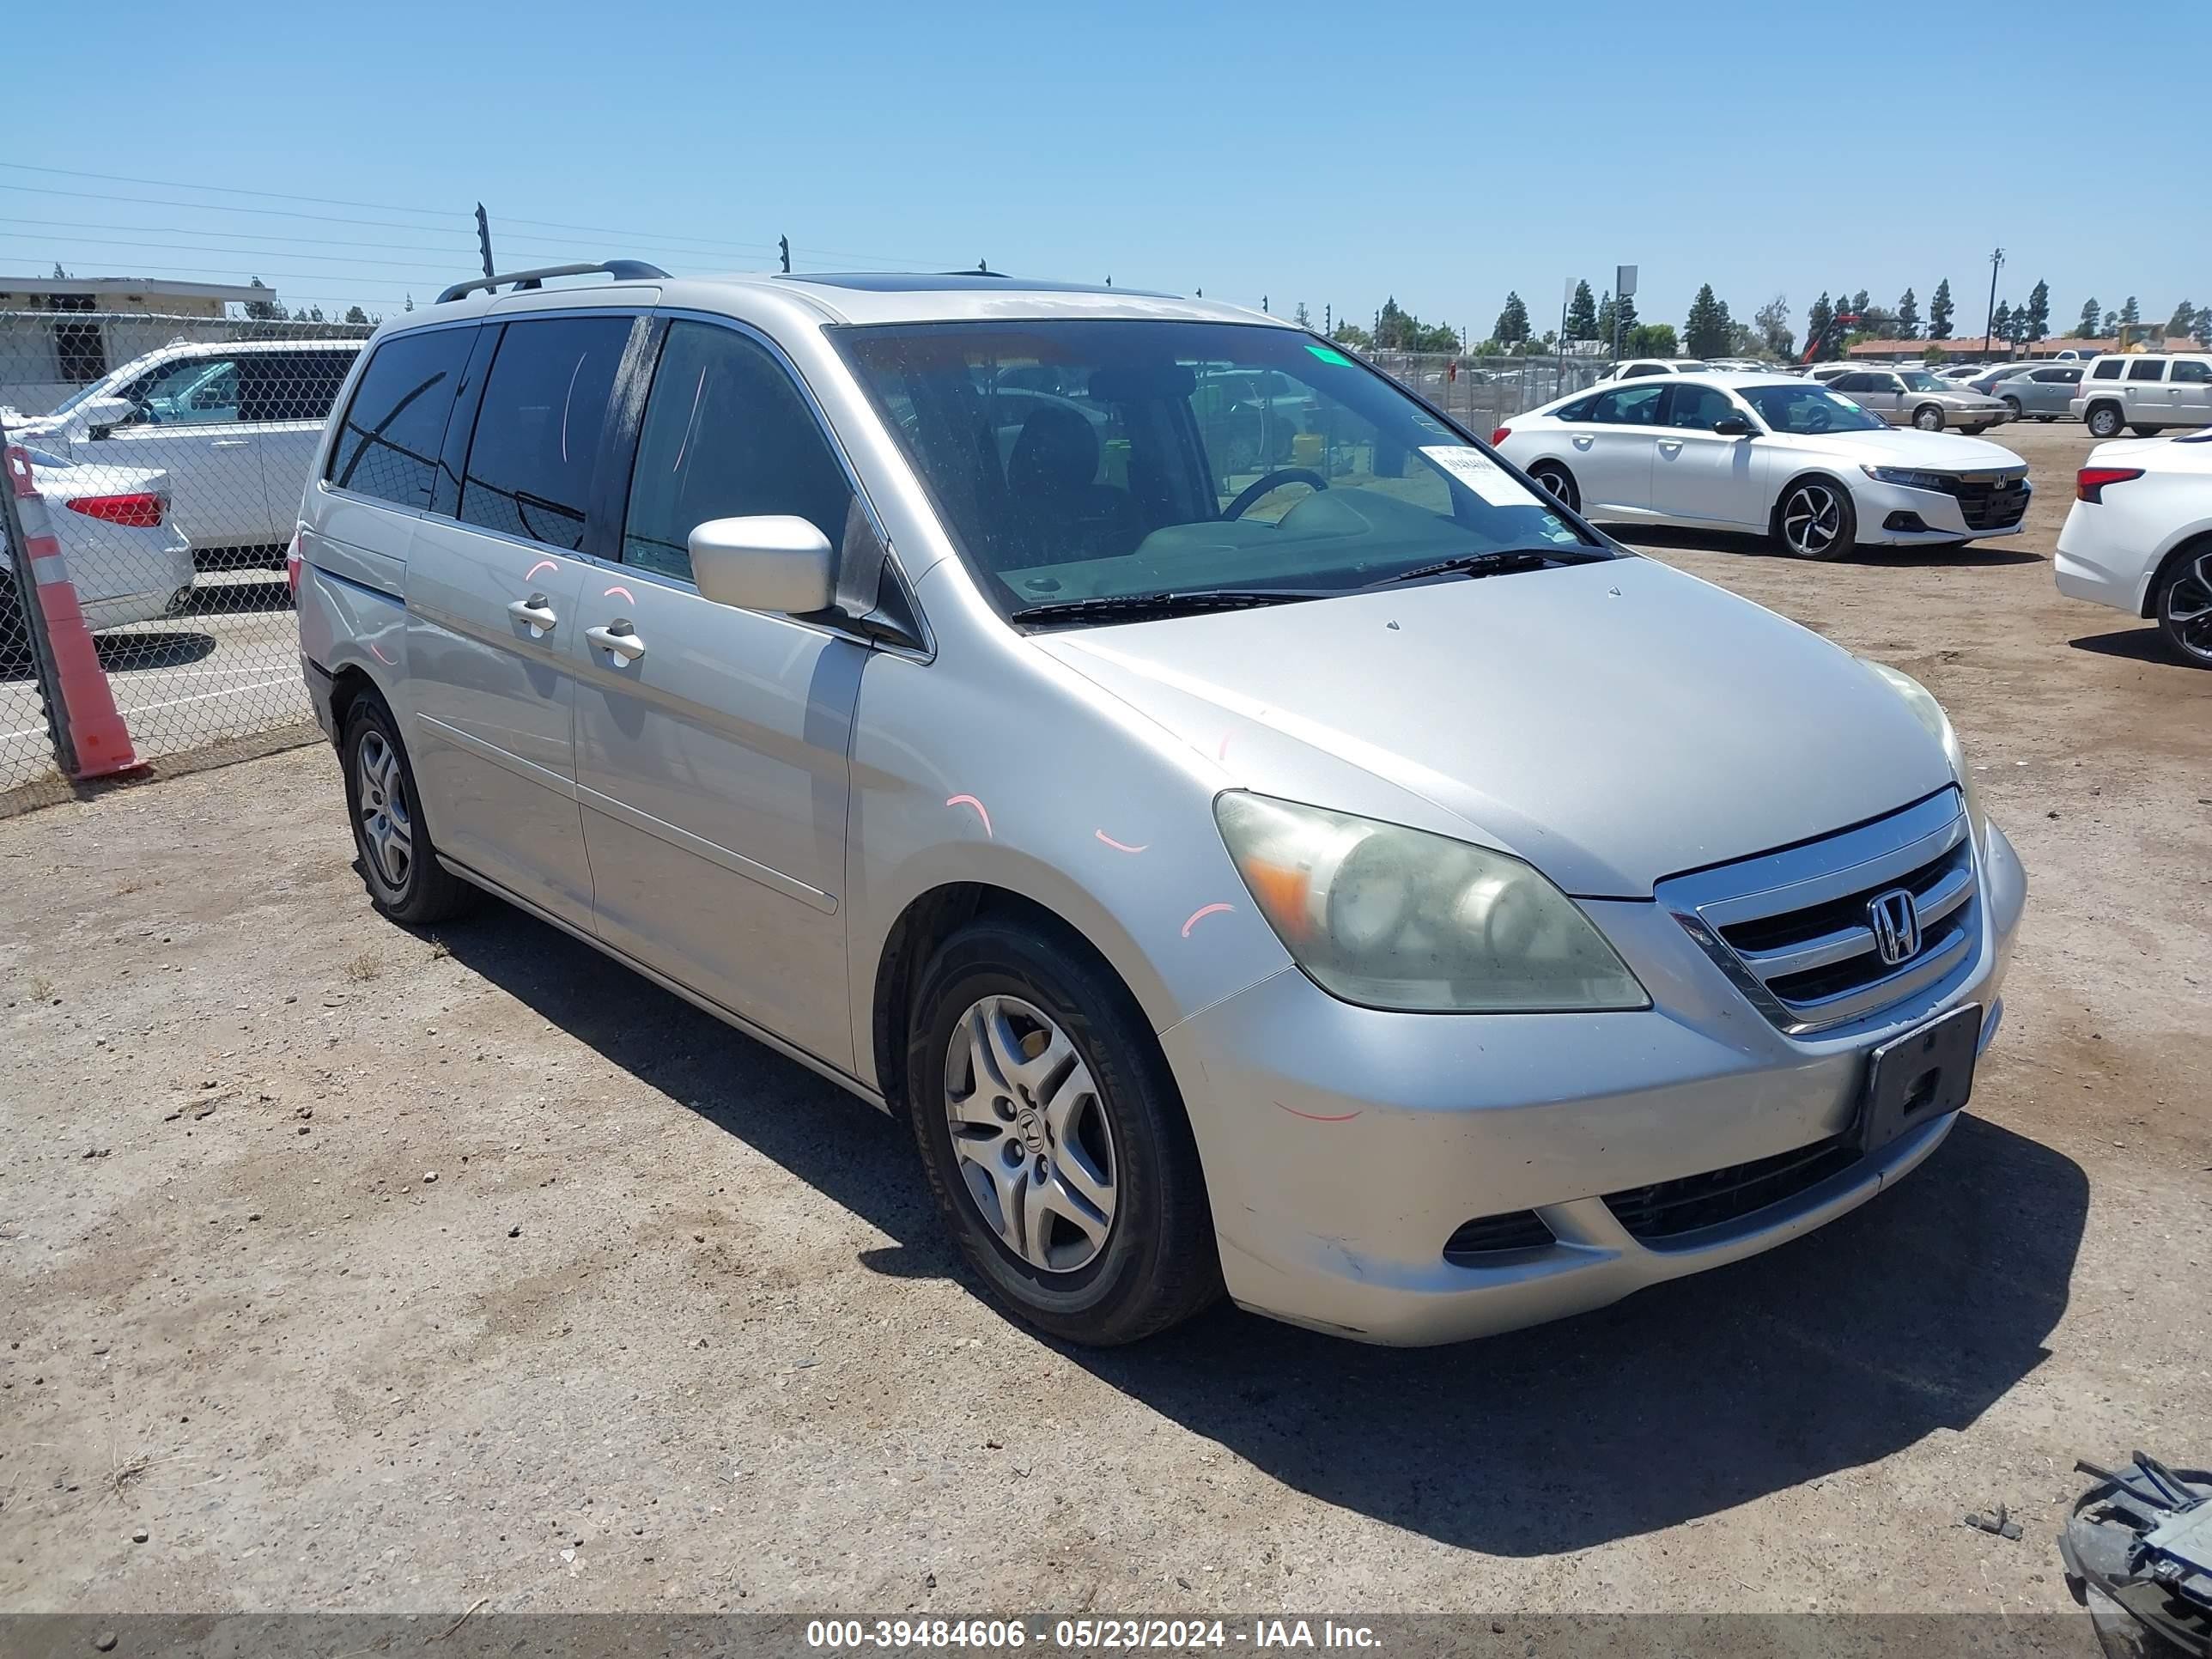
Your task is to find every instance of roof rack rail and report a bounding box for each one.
[434,260,671,305]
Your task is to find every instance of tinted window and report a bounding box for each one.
[621,321,858,582]
[458,316,631,550]
[1620,363,1661,379]
[2171,360,2211,384]
[134,356,240,424]
[239,349,359,423]
[1665,384,1738,428]
[2034,368,2080,383]
[1589,385,1665,424]
[1554,393,1601,422]
[1736,384,1886,434]
[1829,373,1871,392]
[2126,359,2166,381]
[326,328,473,509]
[2092,359,2124,379]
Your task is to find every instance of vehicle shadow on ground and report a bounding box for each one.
[181,577,293,617]
[93,630,217,670]
[435,902,2087,1557]
[2069,627,2180,665]
[1619,526,2043,568]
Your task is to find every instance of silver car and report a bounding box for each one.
[1972,363,2085,422]
[294,265,2026,1346]
[1824,368,2012,433]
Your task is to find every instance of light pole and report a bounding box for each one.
[1983,247,2005,362]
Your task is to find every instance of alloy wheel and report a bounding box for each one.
[2165,551,2212,663]
[942,994,1117,1273]
[1914,405,1944,431]
[355,729,414,892]
[1782,483,1844,557]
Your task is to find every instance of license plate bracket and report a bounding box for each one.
[1857,1004,1982,1156]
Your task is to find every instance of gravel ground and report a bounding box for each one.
[2,419,2207,1616]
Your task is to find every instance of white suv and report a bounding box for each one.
[2069,353,2212,439]
[7,340,360,563]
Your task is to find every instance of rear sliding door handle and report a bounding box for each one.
[586,620,646,662]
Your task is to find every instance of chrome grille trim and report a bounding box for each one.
[1657,790,1982,1036]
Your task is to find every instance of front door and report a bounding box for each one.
[403,313,636,926]
[572,317,869,1068]
[1653,382,1762,525]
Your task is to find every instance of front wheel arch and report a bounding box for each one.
[1770,471,1858,559]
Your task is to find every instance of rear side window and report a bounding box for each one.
[1589,384,1665,424]
[1554,393,1601,422]
[2126,359,2166,382]
[620,320,855,581]
[458,315,632,550]
[326,328,473,508]
[240,349,359,423]
[2171,360,2211,384]
[2092,359,2124,379]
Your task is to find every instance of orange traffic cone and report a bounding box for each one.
[5,446,141,780]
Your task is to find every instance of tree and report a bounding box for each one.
[1929,278,1954,340]
[1291,301,1310,328]
[243,278,281,321]
[2166,300,2196,337]
[2025,279,2051,343]
[1990,300,2012,343]
[2197,309,2212,349]
[1492,290,1531,346]
[1849,289,1871,322]
[1895,288,1920,338]
[2118,295,2141,330]
[1624,322,1678,357]
[1565,279,1598,342]
[1805,291,1835,359]
[1613,289,1640,337]
[2075,296,2101,337]
[2103,308,2118,336]
[403,294,415,313]
[1595,289,1616,345]
[1682,283,1731,358]
[343,305,370,325]
[1753,293,1794,357]
[1923,343,1947,365]
[51,261,70,280]
[1330,320,1371,349]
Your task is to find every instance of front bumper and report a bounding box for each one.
[1853,476,2029,544]
[1161,820,2027,1345]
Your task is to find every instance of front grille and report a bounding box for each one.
[1936,475,2030,530]
[1657,791,1981,1034]
[1443,1211,1554,1263]
[1605,1136,1863,1243]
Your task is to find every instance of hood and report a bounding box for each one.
[1785,426,2026,472]
[1034,557,1954,897]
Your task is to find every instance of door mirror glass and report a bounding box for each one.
[1711,416,1752,436]
[689,515,836,615]
[75,396,137,435]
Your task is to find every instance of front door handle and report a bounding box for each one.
[586,620,646,662]
[1657,438,1684,451]
[507,594,558,635]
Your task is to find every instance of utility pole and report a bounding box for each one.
[474,204,495,282]
[779,235,790,274]
[1983,247,2005,362]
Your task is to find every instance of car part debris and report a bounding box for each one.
[1965,1501,2024,1540]
[2058,1452,2210,1659]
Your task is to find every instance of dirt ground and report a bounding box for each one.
[3,419,2208,1617]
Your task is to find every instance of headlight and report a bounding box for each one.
[1861,660,1984,842]
[1862,465,1951,489]
[1212,793,1649,1013]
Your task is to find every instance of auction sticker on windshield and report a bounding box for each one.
[1420,445,1547,508]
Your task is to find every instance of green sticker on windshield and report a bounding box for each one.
[1305,344,1354,367]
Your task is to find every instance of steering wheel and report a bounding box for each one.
[1801,403,1833,433]
[1222,467,1328,521]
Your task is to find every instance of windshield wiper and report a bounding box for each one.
[1009,588,1324,626]
[1366,545,1611,587]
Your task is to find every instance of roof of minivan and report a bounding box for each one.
[412,270,1285,330]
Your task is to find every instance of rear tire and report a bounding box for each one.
[2001,396,2022,418]
[907,917,1221,1346]
[2129,425,2165,438]
[340,696,477,925]
[2086,403,2124,439]
[1528,461,1580,514]
[1774,477,1856,560]
[2155,544,2212,669]
[1961,424,1992,436]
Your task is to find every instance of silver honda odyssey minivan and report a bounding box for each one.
[293,262,2026,1346]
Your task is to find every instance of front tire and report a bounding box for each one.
[340,696,477,925]
[1528,460,1580,514]
[1912,404,1946,432]
[1774,477,1856,560]
[2001,396,2023,419]
[2155,545,2212,669]
[1962,423,1992,436]
[2086,403,2125,439]
[2129,425,2165,438]
[907,917,1220,1345]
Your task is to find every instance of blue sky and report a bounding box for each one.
[6,0,2206,343]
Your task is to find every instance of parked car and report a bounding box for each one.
[1978,363,2083,421]
[2053,429,2212,667]
[1822,368,2010,433]
[1596,358,1711,380]
[6,340,361,566]
[1934,363,1990,384]
[1962,364,2037,396]
[296,267,2023,1346]
[2069,353,2212,439]
[1492,374,2031,557]
[0,446,194,660]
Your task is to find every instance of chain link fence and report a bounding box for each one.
[1363,349,1610,430]
[0,311,372,805]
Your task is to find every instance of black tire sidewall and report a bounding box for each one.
[2159,559,2212,669]
[1776,477,1856,560]
[1914,404,1944,430]
[340,699,427,921]
[1531,462,1577,513]
[907,922,1215,1344]
[2088,405,2123,438]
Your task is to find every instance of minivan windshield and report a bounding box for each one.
[1737,383,1888,434]
[834,319,1607,622]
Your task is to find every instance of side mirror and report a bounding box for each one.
[687,514,836,615]
[1712,416,1753,436]
[76,396,137,437]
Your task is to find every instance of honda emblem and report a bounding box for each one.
[1867,887,1922,968]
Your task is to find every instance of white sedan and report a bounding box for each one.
[1492,374,2031,559]
[1,447,196,653]
[2053,429,2212,667]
